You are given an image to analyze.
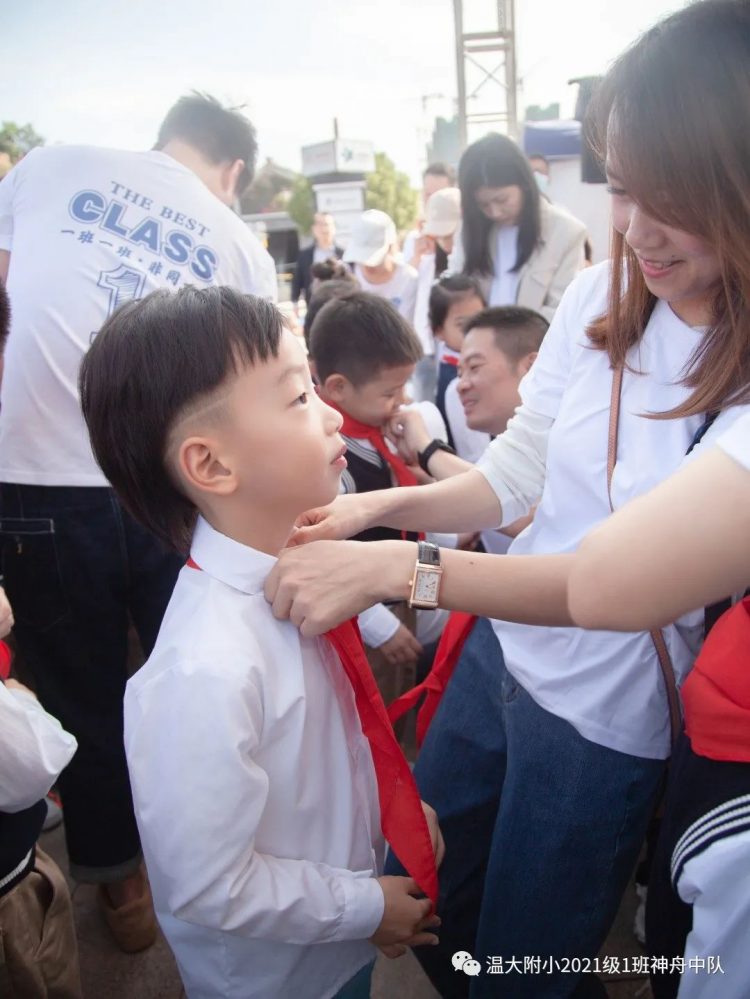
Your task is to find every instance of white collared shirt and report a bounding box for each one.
[124,517,385,999]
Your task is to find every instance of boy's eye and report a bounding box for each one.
[294,392,308,406]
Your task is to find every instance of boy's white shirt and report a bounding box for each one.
[124,516,384,999]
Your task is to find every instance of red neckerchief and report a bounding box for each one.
[332,403,424,541]
[0,641,11,681]
[441,354,460,368]
[387,612,476,747]
[335,406,419,489]
[185,559,439,905]
[326,617,439,905]
[683,597,750,763]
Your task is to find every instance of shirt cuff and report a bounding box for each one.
[474,460,526,528]
[358,604,401,648]
[337,874,385,941]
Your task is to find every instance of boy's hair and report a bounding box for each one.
[464,306,549,364]
[310,258,355,284]
[0,281,10,351]
[428,274,485,333]
[80,286,282,554]
[155,92,258,196]
[309,292,422,387]
[303,279,358,345]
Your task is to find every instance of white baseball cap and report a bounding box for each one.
[423,187,461,238]
[344,210,397,266]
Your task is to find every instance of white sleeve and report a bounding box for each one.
[126,665,383,944]
[715,411,750,472]
[473,272,581,525]
[0,683,77,811]
[401,231,417,264]
[447,225,465,274]
[474,406,553,526]
[0,160,21,252]
[398,271,418,325]
[358,603,401,648]
[676,829,750,998]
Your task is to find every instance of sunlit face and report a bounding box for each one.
[606,161,722,327]
[312,213,335,247]
[458,327,527,434]
[333,363,414,428]
[219,330,346,514]
[474,184,524,226]
[435,293,485,351]
[423,171,451,206]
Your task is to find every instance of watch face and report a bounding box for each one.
[414,569,440,604]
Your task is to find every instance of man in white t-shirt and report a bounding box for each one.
[0,93,276,952]
[345,210,418,324]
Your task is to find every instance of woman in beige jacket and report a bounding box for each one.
[448,132,587,322]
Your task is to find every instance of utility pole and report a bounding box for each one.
[453,0,518,152]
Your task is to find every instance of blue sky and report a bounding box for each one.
[3,0,685,182]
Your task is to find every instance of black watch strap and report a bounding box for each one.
[417,540,441,566]
[418,438,456,475]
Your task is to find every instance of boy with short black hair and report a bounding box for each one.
[309,292,445,676]
[79,285,442,999]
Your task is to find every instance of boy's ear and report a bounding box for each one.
[178,435,236,496]
[321,372,350,403]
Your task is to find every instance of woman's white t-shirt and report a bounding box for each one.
[489,225,520,306]
[716,412,750,471]
[477,261,750,760]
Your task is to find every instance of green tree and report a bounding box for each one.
[0,121,45,162]
[286,175,315,235]
[365,153,417,232]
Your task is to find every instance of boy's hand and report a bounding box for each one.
[371,876,440,957]
[0,587,14,639]
[378,624,423,666]
[421,801,446,868]
[386,410,433,466]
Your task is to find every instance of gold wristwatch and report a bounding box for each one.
[408,541,443,609]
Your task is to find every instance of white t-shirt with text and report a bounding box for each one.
[0,145,277,487]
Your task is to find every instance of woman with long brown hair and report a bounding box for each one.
[265,2,750,996]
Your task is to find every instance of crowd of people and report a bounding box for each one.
[1,1,749,997]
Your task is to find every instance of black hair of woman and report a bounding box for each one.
[458,133,541,278]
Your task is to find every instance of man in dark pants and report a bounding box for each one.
[0,92,276,952]
[291,212,343,310]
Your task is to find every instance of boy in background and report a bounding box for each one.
[79,286,442,999]
[309,292,455,689]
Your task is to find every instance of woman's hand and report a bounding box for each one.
[287,493,374,547]
[265,540,415,636]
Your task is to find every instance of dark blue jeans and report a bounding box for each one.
[386,617,665,998]
[0,484,182,881]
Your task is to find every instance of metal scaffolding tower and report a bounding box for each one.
[453,0,518,151]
